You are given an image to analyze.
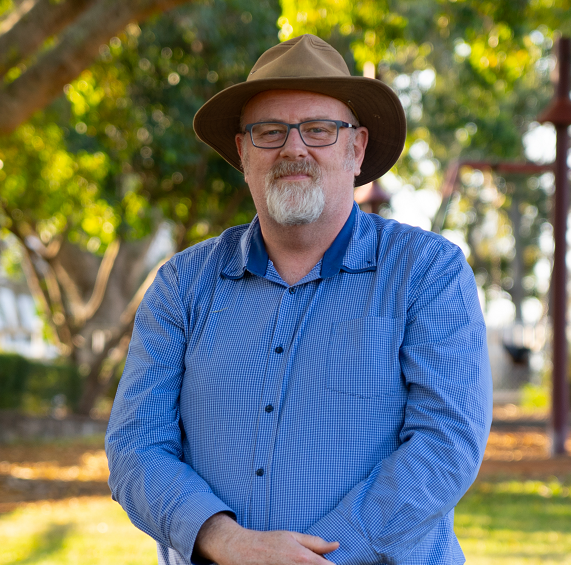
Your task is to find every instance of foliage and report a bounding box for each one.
[0,353,81,413]
[279,0,571,315]
[1,0,279,254]
[520,382,550,410]
[0,353,29,410]
[0,0,280,413]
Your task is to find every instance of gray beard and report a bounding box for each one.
[264,160,325,226]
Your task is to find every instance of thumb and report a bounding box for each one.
[291,532,340,554]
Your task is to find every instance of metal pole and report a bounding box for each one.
[551,39,570,455]
[537,37,571,455]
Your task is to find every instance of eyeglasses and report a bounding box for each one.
[244,120,356,149]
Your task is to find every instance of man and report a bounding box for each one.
[106,34,492,565]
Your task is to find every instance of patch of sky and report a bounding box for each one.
[441,229,470,258]
[416,69,435,91]
[389,185,442,231]
[523,122,556,164]
[454,41,471,58]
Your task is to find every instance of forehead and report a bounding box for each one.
[242,90,351,123]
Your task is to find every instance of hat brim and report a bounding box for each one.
[193,76,406,187]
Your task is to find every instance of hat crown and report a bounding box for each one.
[193,34,406,186]
[247,34,350,82]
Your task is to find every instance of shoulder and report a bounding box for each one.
[169,224,248,273]
[364,213,465,271]
[156,223,250,296]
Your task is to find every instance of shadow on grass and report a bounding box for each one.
[1,475,111,505]
[7,523,72,565]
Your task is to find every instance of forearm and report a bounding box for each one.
[106,412,236,561]
[305,433,487,565]
[305,324,492,564]
[105,260,238,559]
[195,513,243,563]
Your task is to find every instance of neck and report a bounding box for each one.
[258,201,353,286]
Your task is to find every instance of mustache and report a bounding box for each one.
[267,159,321,181]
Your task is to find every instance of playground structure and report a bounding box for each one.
[430,38,571,455]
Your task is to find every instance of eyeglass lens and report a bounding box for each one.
[250,120,340,148]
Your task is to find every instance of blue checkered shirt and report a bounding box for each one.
[106,202,492,565]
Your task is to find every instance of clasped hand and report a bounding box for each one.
[195,512,339,565]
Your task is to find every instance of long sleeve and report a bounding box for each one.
[105,262,235,563]
[305,245,493,565]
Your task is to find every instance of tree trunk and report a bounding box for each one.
[0,0,190,134]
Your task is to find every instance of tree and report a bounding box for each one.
[279,0,571,314]
[0,0,192,135]
[0,0,279,414]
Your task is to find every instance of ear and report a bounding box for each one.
[235,133,248,178]
[235,133,245,161]
[352,127,369,178]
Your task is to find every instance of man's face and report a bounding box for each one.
[235,90,368,226]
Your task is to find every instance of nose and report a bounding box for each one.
[279,126,308,159]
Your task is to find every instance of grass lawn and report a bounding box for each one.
[0,497,157,565]
[1,431,571,564]
[0,477,570,564]
[455,478,571,564]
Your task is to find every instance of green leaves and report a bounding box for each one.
[0,0,279,257]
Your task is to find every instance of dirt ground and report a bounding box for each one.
[0,440,110,513]
[1,419,570,515]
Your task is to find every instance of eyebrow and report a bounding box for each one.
[251,116,341,123]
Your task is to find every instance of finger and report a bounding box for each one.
[291,532,340,554]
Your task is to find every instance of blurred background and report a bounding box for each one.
[1,0,571,563]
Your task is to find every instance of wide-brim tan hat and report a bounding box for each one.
[193,34,406,187]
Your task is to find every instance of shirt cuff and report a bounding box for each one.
[168,491,236,564]
[305,508,383,565]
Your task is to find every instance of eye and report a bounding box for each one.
[255,124,287,137]
[301,121,336,137]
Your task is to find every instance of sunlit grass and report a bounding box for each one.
[1,477,571,564]
[0,496,157,565]
[456,478,571,564]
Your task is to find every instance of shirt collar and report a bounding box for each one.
[222,201,378,280]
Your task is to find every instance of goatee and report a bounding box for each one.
[264,160,325,226]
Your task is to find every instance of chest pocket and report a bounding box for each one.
[326,316,405,398]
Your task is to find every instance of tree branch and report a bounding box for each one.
[76,254,169,414]
[76,323,134,414]
[120,255,170,325]
[16,240,62,349]
[43,262,73,348]
[0,0,97,79]
[0,0,190,134]
[22,232,63,259]
[11,229,74,354]
[74,238,121,324]
[52,258,86,319]
[0,0,37,35]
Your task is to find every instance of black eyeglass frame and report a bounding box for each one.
[243,120,356,149]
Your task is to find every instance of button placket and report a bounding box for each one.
[249,287,298,529]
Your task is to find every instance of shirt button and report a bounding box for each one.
[256,468,265,476]
[274,346,284,354]
[288,287,296,294]
[265,404,274,413]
